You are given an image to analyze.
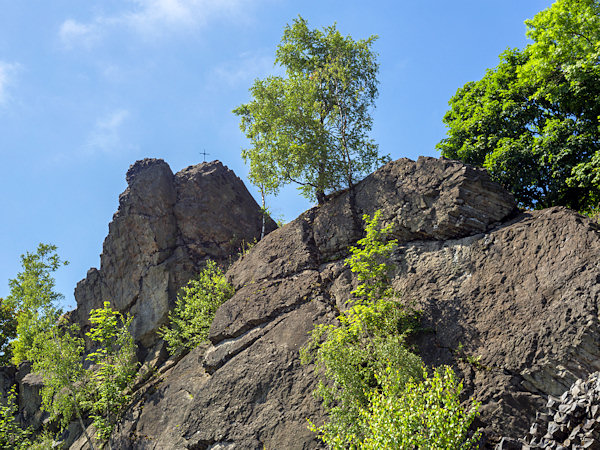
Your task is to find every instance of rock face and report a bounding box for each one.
[72,159,276,350]
[519,371,600,448]
[396,206,600,444]
[106,156,547,449]
[66,156,600,449]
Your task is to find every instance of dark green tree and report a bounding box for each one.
[234,16,388,204]
[0,298,17,365]
[438,0,600,212]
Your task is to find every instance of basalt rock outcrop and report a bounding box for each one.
[521,371,600,448]
[98,156,552,450]
[65,156,600,449]
[72,159,276,352]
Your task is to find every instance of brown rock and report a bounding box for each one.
[70,156,600,449]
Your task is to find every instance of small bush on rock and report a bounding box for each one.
[362,366,481,449]
[302,211,480,448]
[85,302,138,443]
[302,211,423,445]
[159,260,234,355]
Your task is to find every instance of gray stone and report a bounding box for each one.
[72,159,276,351]
[63,156,600,448]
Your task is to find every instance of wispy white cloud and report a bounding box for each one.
[84,109,133,155]
[59,0,256,48]
[210,52,278,88]
[59,19,102,49]
[0,62,21,106]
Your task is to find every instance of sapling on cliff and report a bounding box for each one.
[301,211,423,446]
[159,260,234,355]
[85,301,138,445]
[302,210,481,448]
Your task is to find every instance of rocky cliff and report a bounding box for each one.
[72,159,276,356]
[61,156,600,448]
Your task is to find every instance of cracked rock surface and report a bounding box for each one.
[71,157,600,449]
[71,159,276,351]
[105,157,570,449]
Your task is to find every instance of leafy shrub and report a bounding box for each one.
[85,302,138,442]
[302,211,480,448]
[302,211,423,446]
[0,386,32,449]
[362,366,481,449]
[29,320,87,432]
[159,260,234,355]
[0,299,17,365]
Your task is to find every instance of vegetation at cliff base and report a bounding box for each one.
[302,211,480,448]
[234,16,388,205]
[159,259,234,355]
[438,0,600,213]
[2,244,138,449]
[85,302,138,443]
[361,366,481,449]
[0,386,32,449]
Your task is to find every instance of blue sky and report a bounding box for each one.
[0,0,551,310]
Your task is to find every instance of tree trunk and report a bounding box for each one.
[260,186,266,239]
[316,190,326,205]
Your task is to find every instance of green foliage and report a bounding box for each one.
[5,246,140,447]
[159,260,234,355]
[361,366,481,449]
[437,0,600,212]
[302,301,423,446]
[234,16,388,204]
[237,237,257,258]
[0,386,32,449]
[0,299,17,365]
[85,302,138,442]
[301,211,423,446]
[346,210,398,304]
[303,211,481,447]
[29,320,87,431]
[7,243,68,365]
[29,430,55,450]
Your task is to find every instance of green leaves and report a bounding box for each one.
[4,245,139,447]
[302,211,480,448]
[361,366,481,449]
[301,211,423,447]
[29,321,86,431]
[346,210,397,304]
[0,386,32,450]
[7,243,68,365]
[159,260,234,355]
[85,302,138,442]
[0,298,17,365]
[234,16,387,204]
[438,0,600,212]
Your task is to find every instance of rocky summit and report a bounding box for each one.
[72,159,276,355]
[8,156,600,449]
